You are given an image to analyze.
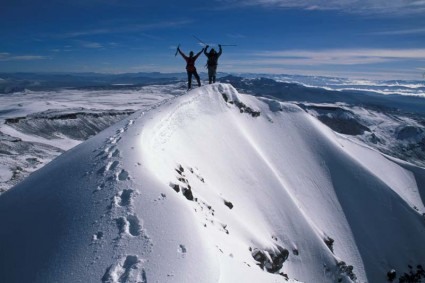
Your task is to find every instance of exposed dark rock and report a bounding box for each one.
[182,187,194,201]
[234,100,261,117]
[177,164,184,173]
[220,92,260,118]
[336,261,357,281]
[324,236,334,253]
[251,245,289,274]
[387,269,396,282]
[221,92,229,102]
[4,117,25,124]
[169,183,180,193]
[398,264,425,283]
[224,200,233,209]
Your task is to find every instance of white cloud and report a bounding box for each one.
[81,42,103,49]
[370,28,425,35]
[251,48,425,65]
[0,53,48,61]
[215,48,425,79]
[220,0,425,15]
[60,20,191,38]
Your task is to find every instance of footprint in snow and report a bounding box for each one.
[107,161,120,172]
[102,255,147,283]
[117,169,130,181]
[116,215,142,237]
[98,160,119,175]
[97,166,107,175]
[127,215,142,236]
[105,145,115,154]
[96,150,107,158]
[124,120,134,131]
[118,189,134,207]
[110,136,122,144]
[111,149,120,158]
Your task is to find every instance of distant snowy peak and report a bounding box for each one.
[1,83,424,283]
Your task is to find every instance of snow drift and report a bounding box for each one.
[0,83,424,283]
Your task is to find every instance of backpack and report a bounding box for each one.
[186,57,196,72]
[207,53,218,67]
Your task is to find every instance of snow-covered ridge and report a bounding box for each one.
[0,83,424,282]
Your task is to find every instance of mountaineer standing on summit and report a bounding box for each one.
[204,44,222,84]
[177,46,204,90]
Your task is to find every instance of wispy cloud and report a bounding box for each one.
[80,41,104,49]
[251,48,425,65]
[370,28,425,35]
[218,0,425,15]
[59,20,191,38]
[0,53,49,61]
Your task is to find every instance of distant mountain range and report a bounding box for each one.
[0,72,189,93]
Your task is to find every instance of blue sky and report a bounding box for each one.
[1,0,425,79]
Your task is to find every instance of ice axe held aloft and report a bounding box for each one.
[175,44,181,56]
[193,35,207,46]
[193,35,237,47]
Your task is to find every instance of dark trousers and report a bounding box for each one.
[207,65,217,84]
[187,70,201,89]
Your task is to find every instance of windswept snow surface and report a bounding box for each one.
[0,83,424,283]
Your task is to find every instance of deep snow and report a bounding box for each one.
[0,83,424,282]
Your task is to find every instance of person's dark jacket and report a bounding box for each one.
[178,48,204,72]
[204,45,222,67]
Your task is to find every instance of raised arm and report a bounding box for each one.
[204,45,209,56]
[178,47,188,60]
[217,44,223,57]
[194,48,204,60]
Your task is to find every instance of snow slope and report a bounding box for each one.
[0,83,424,283]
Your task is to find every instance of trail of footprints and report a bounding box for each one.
[92,101,179,282]
[90,118,150,282]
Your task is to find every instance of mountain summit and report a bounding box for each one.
[1,83,424,282]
